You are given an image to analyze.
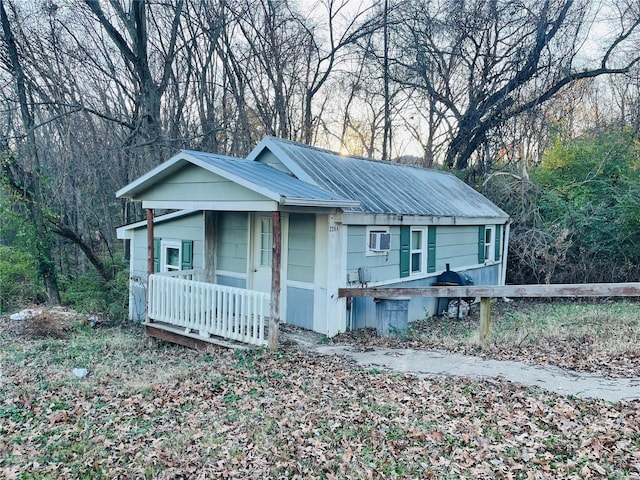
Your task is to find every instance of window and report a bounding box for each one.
[401,226,436,277]
[161,240,181,272]
[154,238,193,273]
[411,229,423,273]
[366,226,390,255]
[484,226,495,262]
[260,216,273,267]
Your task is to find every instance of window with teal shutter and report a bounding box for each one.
[400,226,410,278]
[494,225,502,261]
[477,226,485,263]
[427,226,436,273]
[181,240,193,270]
[153,238,161,273]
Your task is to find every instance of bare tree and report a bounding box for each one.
[82,0,184,156]
[1,0,62,303]
[393,0,640,170]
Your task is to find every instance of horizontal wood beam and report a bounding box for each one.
[338,283,640,299]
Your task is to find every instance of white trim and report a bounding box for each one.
[409,227,427,276]
[484,225,496,263]
[325,214,348,335]
[314,214,329,334]
[280,213,289,324]
[500,222,510,286]
[160,239,182,272]
[140,200,279,211]
[116,210,199,238]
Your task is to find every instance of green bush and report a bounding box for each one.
[60,257,130,323]
[0,245,45,313]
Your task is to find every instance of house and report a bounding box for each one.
[116,136,509,346]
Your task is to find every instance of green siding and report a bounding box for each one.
[346,226,400,281]
[435,226,478,271]
[400,226,410,278]
[139,164,268,202]
[427,227,436,273]
[287,213,315,283]
[478,226,486,263]
[217,212,248,273]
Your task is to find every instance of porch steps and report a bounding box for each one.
[145,322,252,350]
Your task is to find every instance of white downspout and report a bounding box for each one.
[500,221,510,286]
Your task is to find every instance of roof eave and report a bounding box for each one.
[281,197,360,208]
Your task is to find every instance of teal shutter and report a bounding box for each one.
[478,226,485,263]
[181,240,193,270]
[153,238,161,273]
[494,225,502,261]
[427,226,437,273]
[400,226,410,278]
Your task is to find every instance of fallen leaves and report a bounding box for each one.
[2,318,640,479]
[331,300,640,378]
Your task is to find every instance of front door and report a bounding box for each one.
[252,214,272,293]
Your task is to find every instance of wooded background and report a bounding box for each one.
[1,0,639,316]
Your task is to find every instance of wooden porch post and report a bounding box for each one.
[204,211,217,283]
[147,209,155,276]
[269,211,281,349]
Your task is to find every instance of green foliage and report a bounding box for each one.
[0,245,45,313]
[484,128,640,284]
[59,256,129,322]
[532,129,640,281]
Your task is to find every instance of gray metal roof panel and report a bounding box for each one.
[256,138,508,219]
[181,150,358,206]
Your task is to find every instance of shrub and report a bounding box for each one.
[0,245,45,313]
[60,257,130,323]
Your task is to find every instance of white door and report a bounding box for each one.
[252,214,272,293]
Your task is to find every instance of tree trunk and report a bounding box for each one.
[1,1,61,304]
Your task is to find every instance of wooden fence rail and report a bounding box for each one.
[338,283,640,346]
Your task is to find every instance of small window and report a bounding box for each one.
[484,226,495,262]
[366,226,390,255]
[161,240,181,272]
[260,216,273,267]
[411,229,423,273]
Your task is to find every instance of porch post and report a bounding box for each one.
[269,211,282,349]
[204,211,217,283]
[146,208,155,325]
[147,209,155,276]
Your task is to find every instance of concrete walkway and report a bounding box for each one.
[309,344,640,403]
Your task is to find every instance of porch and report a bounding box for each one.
[146,269,270,347]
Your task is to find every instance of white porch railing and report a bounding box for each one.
[148,272,269,346]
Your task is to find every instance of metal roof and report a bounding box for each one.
[117,149,359,209]
[248,137,508,220]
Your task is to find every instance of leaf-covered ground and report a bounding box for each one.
[331,300,640,379]
[1,313,640,479]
